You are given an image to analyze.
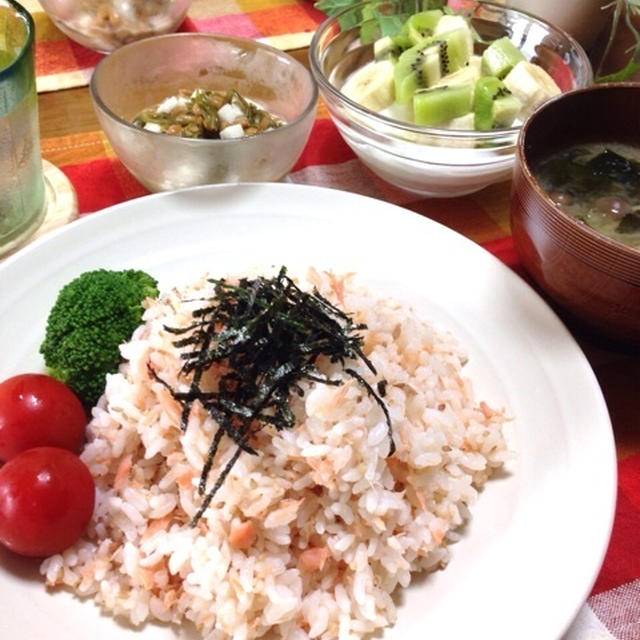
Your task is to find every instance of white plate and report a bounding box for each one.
[0,183,616,640]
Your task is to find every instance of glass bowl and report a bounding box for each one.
[39,0,193,53]
[90,33,318,193]
[309,0,593,197]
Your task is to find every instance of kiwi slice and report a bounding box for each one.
[481,36,526,79]
[393,27,473,104]
[492,93,521,127]
[392,10,443,49]
[473,76,521,129]
[433,28,474,74]
[394,40,443,104]
[413,84,473,126]
[405,10,444,46]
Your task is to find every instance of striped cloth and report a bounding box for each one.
[27,0,325,92]
[29,2,640,638]
[568,453,640,640]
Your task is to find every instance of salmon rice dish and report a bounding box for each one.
[40,266,511,640]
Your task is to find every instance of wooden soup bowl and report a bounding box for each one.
[510,83,640,348]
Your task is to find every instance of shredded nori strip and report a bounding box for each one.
[149,267,394,525]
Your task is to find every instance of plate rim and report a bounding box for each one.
[0,182,617,640]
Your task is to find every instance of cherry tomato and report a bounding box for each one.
[0,373,86,463]
[0,447,95,557]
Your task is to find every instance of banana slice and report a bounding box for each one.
[374,35,397,61]
[433,14,470,36]
[503,60,561,118]
[341,59,395,112]
[433,63,481,89]
[444,112,475,130]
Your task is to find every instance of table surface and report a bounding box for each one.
[36,53,640,462]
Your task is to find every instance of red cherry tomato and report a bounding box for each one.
[0,373,86,463]
[0,447,95,557]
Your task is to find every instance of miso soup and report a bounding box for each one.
[534,142,640,250]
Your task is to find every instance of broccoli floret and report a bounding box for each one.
[39,269,159,409]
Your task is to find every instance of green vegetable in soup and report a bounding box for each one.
[132,88,282,140]
[617,211,640,234]
[534,142,640,250]
[585,149,640,186]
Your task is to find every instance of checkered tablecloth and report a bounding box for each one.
[26,0,324,91]
[26,2,640,638]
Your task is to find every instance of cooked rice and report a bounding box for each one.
[40,268,510,639]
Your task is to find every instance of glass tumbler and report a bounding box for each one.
[0,0,45,258]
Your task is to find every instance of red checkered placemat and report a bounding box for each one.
[28,0,325,92]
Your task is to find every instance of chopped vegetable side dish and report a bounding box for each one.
[132,88,283,139]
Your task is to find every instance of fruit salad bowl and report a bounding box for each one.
[309,0,593,197]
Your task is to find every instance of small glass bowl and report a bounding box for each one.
[90,33,318,192]
[309,0,593,197]
[39,0,193,53]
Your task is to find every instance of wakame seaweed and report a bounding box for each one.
[617,211,640,234]
[586,149,640,186]
[150,267,394,525]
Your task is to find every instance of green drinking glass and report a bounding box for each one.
[0,0,45,257]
